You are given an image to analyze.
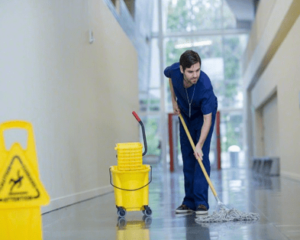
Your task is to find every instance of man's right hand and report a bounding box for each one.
[173,101,180,115]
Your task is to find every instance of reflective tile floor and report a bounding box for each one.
[43,164,300,240]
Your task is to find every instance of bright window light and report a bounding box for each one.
[174,40,212,49]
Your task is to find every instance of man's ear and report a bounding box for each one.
[180,65,183,74]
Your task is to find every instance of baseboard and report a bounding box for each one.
[41,185,113,214]
[281,171,300,182]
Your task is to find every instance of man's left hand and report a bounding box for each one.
[194,143,203,161]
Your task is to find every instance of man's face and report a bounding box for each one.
[180,62,201,85]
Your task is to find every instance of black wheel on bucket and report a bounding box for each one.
[143,205,152,216]
[117,207,126,217]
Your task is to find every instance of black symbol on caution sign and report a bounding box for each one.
[0,156,40,202]
[9,170,27,195]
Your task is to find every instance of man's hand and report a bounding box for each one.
[195,113,212,161]
[172,101,181,115]
[194,142,203,161]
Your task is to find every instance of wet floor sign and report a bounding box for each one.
[0,121,50,240]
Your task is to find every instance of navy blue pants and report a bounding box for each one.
[179,112,216,210]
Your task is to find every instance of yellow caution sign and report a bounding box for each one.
[0,121,50,240]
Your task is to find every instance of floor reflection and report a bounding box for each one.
[116,216,152,240]
[184,215,211,240]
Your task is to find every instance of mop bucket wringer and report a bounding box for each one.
[109,111,152,217]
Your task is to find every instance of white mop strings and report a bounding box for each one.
[196,205,260,223]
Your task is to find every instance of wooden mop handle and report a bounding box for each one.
[178,114,218,198]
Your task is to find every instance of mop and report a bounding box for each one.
[179,114,260,223]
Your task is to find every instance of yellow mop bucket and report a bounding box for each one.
[109,165,152,216]
[109,111,152,217]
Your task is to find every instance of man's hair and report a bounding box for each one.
[179,50,201,71]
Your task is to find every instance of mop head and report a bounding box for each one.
[195,205,260,223]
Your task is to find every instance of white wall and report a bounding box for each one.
[262,94,279,157]
[0,0,139,212]
[252,16,300,180]
[244,0,300,180]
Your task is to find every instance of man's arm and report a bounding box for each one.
[194,113,212,161]
[169,78,180,115]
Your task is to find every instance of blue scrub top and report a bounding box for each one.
[164,62,217,122]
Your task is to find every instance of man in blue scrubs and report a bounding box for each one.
[164,50,218,215]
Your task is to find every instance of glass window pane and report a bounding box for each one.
[139,92,148,112]
[150,39,160,89]
[149,89,161,111]
[152,0,159,33]
[165,36,222,68]
[220,34,248,108]
[141,116,162,157]
[164,0,223,33]
[220,111,245,168]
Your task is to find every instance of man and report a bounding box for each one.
[164,50,218,215]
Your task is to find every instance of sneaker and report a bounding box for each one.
[175,204,193,214]
[195,204,208,215]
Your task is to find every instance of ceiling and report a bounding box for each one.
[226,0,260,29]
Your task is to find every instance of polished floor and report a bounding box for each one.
[43,163,300,240]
